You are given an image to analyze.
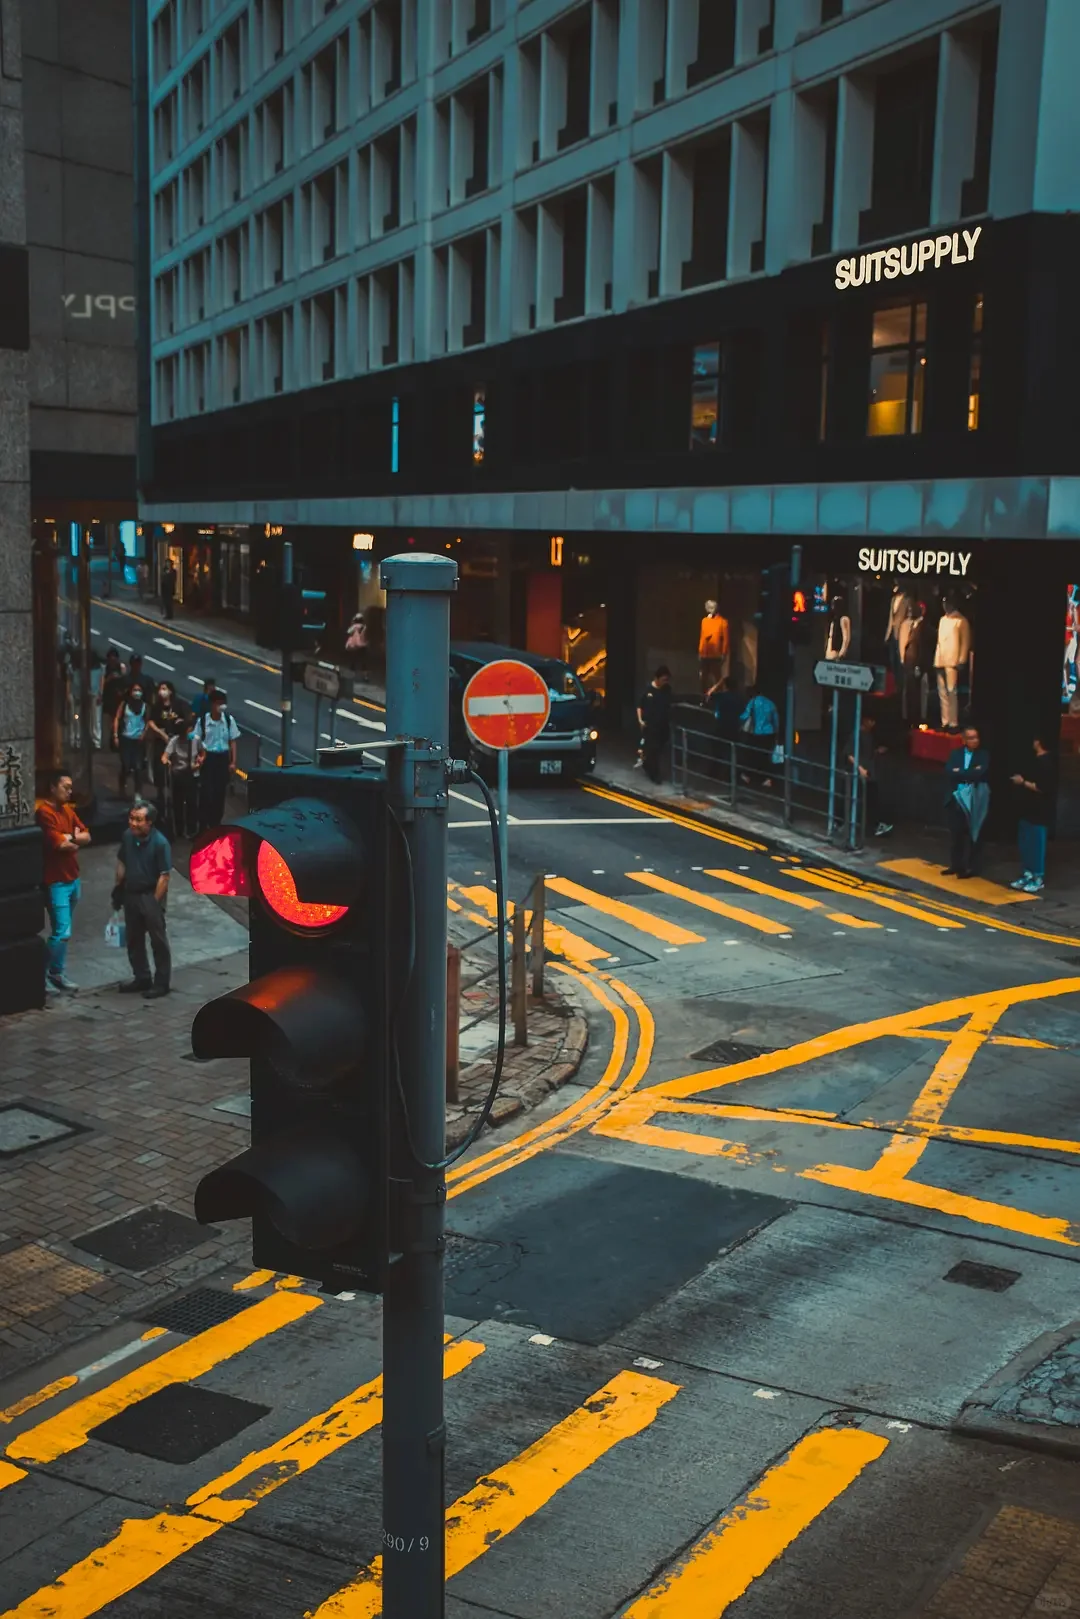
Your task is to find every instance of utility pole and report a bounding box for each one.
[280,539,293,768]
[380,551,457,1619]
[784,543,802,826]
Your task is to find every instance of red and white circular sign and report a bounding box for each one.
[462,659,551,751]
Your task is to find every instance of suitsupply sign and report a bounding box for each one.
[835,225,982,289]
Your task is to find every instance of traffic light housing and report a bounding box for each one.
[188,766,395,1292]
[279,582,328,653]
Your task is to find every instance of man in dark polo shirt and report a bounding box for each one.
[115,802,172,998]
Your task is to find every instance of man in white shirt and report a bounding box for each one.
[193,688,240,831]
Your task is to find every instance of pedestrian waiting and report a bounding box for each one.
[36,768,91,994]
[162,711,201,840]
[115,801,172,998]
[113,682,149,797]
[194,689,240,830]
[1011,734,1056,894]
[636,667,673,784]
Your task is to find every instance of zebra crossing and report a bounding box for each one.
[0,1282,898,1619]
[448,858,988,969]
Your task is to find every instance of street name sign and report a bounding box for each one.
[814,660,875,693]
[303,663,341,700]
[463,660,551,750]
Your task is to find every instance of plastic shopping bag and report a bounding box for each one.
[104,912,126,949]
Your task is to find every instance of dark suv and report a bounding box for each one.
[449,643,598,783]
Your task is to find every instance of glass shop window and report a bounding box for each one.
[867,300,926,437]
[968,292,983,431]
[690,340,720,450]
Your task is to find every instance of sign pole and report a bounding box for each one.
[497,746,510,966]
[784,543,801,827]
[280,540,293,769]
[848,689,863,850]
[380,552,457,1619]
[312,692,321,761]
[828,692,840,836]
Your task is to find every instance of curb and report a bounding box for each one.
[951,1318,1080,1462]
[445,995,589,1152]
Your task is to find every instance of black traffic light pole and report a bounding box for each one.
[380,552,458,1619]
[280,539,293,768]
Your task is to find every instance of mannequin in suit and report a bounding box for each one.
[698,599,730,694]
[899,599,928,722]
[885,585,915,678]
[934,598,972,733]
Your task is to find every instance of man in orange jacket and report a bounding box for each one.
[35,767,91,993]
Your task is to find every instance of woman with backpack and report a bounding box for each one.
[113,682,149,797]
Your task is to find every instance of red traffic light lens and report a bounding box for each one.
[190,830,251,897]
[256,842,348,929]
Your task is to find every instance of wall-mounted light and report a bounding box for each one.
[352,532,374,551]
[550,535,564,567]
[162,523,175,533]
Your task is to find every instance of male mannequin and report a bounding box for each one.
[698,599,729,694]
[885,585,914,677]
[934,599,972,733]
[899,599,928,723]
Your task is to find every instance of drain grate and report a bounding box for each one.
[945,1260,1020,1293]
[0,1105,85,1158]
[690,1038,774,1064]
[89,1384,270,1463]
[73,1206,220,1272]
[137,1286,258,1336]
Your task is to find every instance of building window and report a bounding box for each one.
[867,301,926,437]
[968,293,983,431]
[472,388,486,463]
[690,341,721,450]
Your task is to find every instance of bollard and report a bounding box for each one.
[511,907,527,1047]
[530,875,545,1001]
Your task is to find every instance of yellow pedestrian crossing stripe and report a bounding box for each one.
[451,881,612,964]
[545,875,706,947]
[312,1369,680,1616]
[0,1315,891,1619]
[627,871,793,937]
[784,868,965,928]
[620,1426,888,1616]
[703,868,883,929]
[5,1289,320,1467]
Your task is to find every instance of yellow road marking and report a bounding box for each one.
[879,857,1035,905]
[233,1269,276,1290]
[582,782,766,850]
[1,1514,222,1618]
[546,875,705,946]
[0,1375,78,1425]
[898,1028,1057,1049]
[704,868,821,910]
[454,882,611,963]
[595,976,1080,1245]
[0,1459,27,1490]
[806,864,1080,948]
[311,1369,680,1617]
[785,868,964,927]
[629,871,793,936]
[622,1427,888,1616]
[448,966,655,1198]
[94,600,279,673]
[6,1291,320,1466]
[0,1342,486,1618]
[827,911,883,928]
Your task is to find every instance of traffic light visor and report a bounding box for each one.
[190,829,251,898]
[190,795,369,919]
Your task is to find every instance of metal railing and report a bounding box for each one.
[672,723,867,849]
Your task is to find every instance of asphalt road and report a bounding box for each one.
[8,600,1079,1617]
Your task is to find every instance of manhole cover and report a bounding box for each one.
[88,1384,270,1463]
[0,1105,84,1157]
[137,1286,257,1336]
[945,1260,1020,1293]
[690,1038,774,1064]
[73,1206,219,1272]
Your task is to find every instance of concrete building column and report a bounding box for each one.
[1033,0,1080,212]
[727,117,767,278]
[930,29,980,225]
[765,85,825,272]
[658,147,692,296]
[989,0,1047,218]
[0,0,32,820]
[832,71,874,250]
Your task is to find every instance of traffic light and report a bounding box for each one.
[790,586,814,644]
[278,582,328,653]
[188,764,394,1292]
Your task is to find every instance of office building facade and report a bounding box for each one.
[136,0,1080,822]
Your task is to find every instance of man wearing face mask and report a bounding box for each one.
[146,680,190,812]
[113,682,149,797]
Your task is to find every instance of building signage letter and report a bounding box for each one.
[835,225,982,290]
[858,547,972,577]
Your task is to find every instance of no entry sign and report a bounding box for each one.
[463,659,551,751]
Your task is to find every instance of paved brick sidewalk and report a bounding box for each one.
[0,933,588,1386]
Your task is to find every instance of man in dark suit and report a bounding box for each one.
[943,723,990,878]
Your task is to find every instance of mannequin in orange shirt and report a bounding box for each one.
[698,598,730,694]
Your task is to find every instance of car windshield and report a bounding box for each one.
[536,662,585,699]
